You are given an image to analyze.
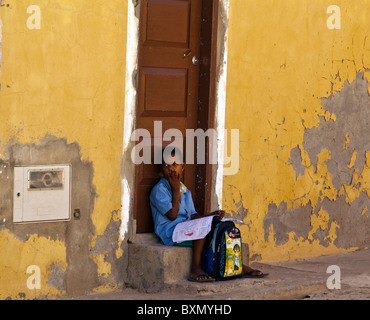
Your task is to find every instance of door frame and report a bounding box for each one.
[121,0,230,240]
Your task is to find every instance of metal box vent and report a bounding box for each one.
[13,165,71,223]
[28,169,64,190]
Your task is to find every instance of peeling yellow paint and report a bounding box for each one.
[344,134,350,150]
[0,0,128,298]
[319,110,336,122]
[366,151,370,167]
[224,0,370,262]
[115,247,124,259]
[0,0,127,233]
[300,146,311,168]
[339,169,361,203]
[346,162,370,203]
[308,207,330,241]
[347,149,357,168]
[93,252,111,280]
[258,225,353,263]
[361,206,368,216]
[1,0,369,298]
[0,230,67,299]
[326,220,340,243]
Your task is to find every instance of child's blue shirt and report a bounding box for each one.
[150,177,197,246]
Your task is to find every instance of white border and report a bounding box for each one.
[214,0,230,209]
[120,1,139,241]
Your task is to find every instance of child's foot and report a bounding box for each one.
[188,267,215,282]
[188,273,215,282]
[242,265,269,278]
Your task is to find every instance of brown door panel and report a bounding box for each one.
[135,0,203,232]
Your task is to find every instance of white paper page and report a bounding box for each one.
[172,215,215,243]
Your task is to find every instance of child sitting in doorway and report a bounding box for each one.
[150,147,267,282]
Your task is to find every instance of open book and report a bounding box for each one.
[172,215,243,243]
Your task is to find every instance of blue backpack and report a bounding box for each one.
[202,216,243,280]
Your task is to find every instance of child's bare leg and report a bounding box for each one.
[190,238,212,280]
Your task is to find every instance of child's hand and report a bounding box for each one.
[208,210,225,218]
[168,170,181,192]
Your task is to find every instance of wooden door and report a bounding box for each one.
[134,0,203,232]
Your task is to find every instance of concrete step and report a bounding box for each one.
[127,233,192,293]
[127,232,250,294]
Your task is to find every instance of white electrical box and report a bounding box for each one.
[13,165,71,223]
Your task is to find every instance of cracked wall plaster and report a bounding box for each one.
[0,0,128,299]
[264,201,313,246]
[0,136,99,297]
[90,210,126,286]
[265,72,370,249]
[289,145,306,178]
[304,72,370,190]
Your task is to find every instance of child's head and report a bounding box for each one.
[161,147,184,180]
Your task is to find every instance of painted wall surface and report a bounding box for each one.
[0,0,128,299]
[224,0,370,262]
[1,0,370,300]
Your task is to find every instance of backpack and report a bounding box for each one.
[202,216,243,280]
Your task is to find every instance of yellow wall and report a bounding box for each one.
[0,0,127,299]
[223,0,370,262]
[1,0,370,299]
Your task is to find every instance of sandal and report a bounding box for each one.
[242,269,269,278]
[188,273,215,282]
